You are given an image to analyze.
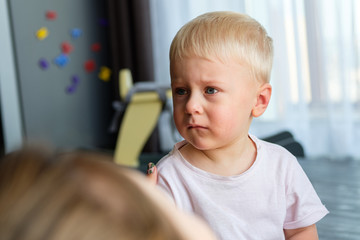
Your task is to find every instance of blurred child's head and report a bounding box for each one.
[0,147,216,240]
[170,11,273,84]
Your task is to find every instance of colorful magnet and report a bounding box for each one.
[71,75,80,85]
[65,84,76,94]
[84,59,96,73]
[54,54,70,67]
[99,18,108,26]
[98,66,111,81]
[70,28,82,39]
[65,75,80,94]
[38,58,49,70]
[61,41,74,54]
[91,42,101,52]
[36,27,49,40]
[46,10,57,20]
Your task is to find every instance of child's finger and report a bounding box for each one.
[146,162,158,184]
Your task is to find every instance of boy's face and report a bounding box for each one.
[171,57,260,151]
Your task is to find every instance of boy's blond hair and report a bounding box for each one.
[170,11,273,83]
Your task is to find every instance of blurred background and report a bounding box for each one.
[1,0,359,239]
[2,0,359,160]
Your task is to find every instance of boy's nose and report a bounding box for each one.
[185,94,203,114]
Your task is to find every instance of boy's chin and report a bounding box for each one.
[186,140,214,151]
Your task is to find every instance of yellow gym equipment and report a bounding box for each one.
[112,69,171,167]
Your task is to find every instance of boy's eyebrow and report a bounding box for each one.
[200,78,223,84]
[171,77,224,85]
[197,78,226,86]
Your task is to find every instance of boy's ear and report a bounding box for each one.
[252,83,272,117]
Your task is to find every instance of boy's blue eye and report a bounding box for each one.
[175,88,187,95]
[205,87,218,94]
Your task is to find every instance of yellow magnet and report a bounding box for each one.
[98,66,111,81]
[36,27,49,40]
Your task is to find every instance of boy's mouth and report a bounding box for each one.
[187,124,206,129]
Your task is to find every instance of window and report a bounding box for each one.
[150,0,360,158]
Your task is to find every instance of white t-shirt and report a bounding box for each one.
[157,135,329,240]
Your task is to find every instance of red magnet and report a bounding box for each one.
[46,10,57,20]
[84,59,96,73]
[91,43,101,52]
[61,41,73,54]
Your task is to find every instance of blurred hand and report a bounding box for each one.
[146,162,158,184]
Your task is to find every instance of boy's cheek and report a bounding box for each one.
[173,103,184,112]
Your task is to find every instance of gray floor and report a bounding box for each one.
[299,158,360,240]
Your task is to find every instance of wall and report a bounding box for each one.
[0,0,116,152]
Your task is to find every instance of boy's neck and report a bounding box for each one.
[179,135,257,176]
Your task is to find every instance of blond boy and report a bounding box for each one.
[156,11,328,240]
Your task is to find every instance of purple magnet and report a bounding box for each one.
[66,75,80,94]
[99,18,108,26]
[38,58,49,70]
[71,75,80,85]
[54,54,70,67]
[65,84,77,94]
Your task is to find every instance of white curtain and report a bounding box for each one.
[150,0,360,160]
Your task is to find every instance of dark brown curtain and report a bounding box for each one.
[107,0,159,152]
[107,0,154,88]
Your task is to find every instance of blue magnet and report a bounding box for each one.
[70,28,82,39]
[54,54,70,67]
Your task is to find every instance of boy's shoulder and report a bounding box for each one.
[156,152,176,170]
[156,140,187,172]
[250,134,298,168]
[252,134,295,155]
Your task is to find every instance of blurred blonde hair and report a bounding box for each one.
[0,148,182,240]
[170,11,273,83]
